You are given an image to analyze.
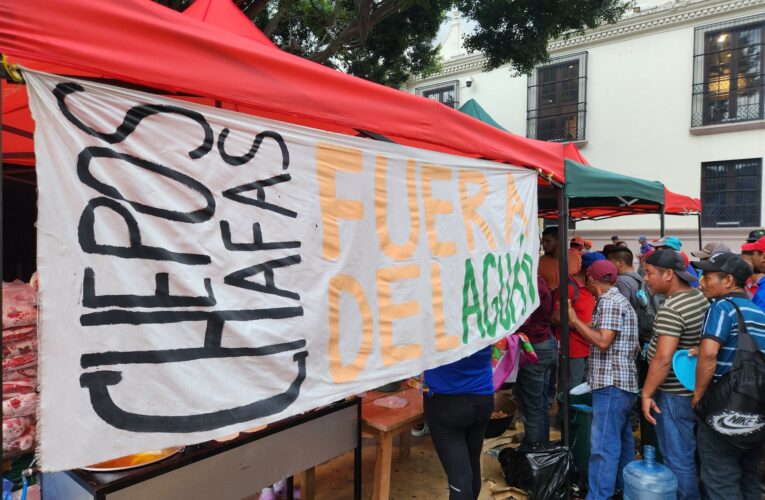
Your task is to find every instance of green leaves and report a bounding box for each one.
[459,0,632,73]
[156,0,632,86]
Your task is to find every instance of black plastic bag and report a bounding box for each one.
[498,441,574,500]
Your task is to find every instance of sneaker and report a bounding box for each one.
[273,480,286,496]
[410,423,430,436]
[260,487,277,500]
[272,480,301,499]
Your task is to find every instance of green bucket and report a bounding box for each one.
[557,392,593,475]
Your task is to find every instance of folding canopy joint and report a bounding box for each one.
[1,54,24,83]
[616,196,639,206]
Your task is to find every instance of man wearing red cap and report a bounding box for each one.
[568,260,640,500]
[743,236,765,312]
[570,236,586,253]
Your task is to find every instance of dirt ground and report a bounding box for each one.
[261,409,556,500]
[304,423,551,500]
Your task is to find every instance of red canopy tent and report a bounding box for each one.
[664,188,702,214]
[0,0,577,182]
[0,0,702,463]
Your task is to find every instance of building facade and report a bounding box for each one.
[405,0,765,250]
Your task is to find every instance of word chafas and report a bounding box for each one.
[55,82,307,433]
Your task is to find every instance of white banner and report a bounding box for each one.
[26,70,539,471]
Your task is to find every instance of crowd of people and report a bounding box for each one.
[420,229,765,500]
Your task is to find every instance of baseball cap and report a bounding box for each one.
[584,239,593,247]
[586,260,618,285]
[691,242,731,259]
[646,250,698,284]
[650,236,682,251]
[638,235,647,242]
[746,229,765,243]
[610,235,620,241]
[570,236,585,247]
[691,252,752,283]
[742,236,765,253]
[582,251,606,270]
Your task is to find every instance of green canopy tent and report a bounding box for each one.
[458,97,702,460]
[458,98,507,131]
[539,159,666,222]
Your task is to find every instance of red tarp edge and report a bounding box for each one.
[0,0,567,180]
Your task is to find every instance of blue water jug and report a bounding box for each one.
[623,445,677,500]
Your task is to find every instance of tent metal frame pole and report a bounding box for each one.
[557,186,571,444]
[697,213,703,250]
[1,72,4,283]
[556,184,571,499]
[660,205,666,237]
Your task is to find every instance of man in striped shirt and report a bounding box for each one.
[691,252,765,500]
[641,250,708,500]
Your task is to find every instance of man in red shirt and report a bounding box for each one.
[552,251,603,388]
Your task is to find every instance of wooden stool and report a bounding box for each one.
[362,387,425,500]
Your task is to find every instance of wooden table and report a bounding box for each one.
[42,399,361,500]
[362,386,424,500]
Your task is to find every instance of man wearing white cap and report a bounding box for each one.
[691,242,731,262]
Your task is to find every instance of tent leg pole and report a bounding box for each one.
[557,187,571,499]
[660,205,666,237]
[697,213,702,250]
[0,81,3,282]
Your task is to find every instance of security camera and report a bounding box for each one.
[465,76,473,88]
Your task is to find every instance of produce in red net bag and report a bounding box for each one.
[29,271,39,292]
[2,352,37,372]
[3,425,36,457]
[2,393,38,418]
[3,380,36,399]
[2,325,36,343]
[2,337,37,359]
[4,367,37,382]
[2,280,37,329]
[2,416,33,442]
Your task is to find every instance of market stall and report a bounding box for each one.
[1,1,703,498]
[1,1,554,496]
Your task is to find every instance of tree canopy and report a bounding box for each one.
[157,0,632,87]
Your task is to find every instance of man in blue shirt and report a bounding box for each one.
[744,236,765,311]
[638,235,652,256]
[691,253,765,500]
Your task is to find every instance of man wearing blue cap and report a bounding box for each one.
[650,236,699,288]
[638,236,652,256]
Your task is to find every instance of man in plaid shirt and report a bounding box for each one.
[568,260,640,500]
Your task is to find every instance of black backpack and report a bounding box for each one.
[620,272,662,344]
[695,299,765,448]
[568,277,580,305]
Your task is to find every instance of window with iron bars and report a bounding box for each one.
[700,158,762,228]
[415,80,459,109]
[691,14,765,127]
[527,52,587,142]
